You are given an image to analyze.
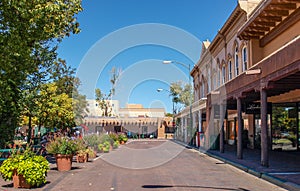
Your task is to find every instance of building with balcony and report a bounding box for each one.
[180,0,300,167]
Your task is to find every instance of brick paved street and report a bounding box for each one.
[0,140,287,191]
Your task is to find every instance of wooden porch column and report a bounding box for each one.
[237,97,243,159]
[260,88,269,167]
[220,104,225,153]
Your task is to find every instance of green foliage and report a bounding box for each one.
[103,141,110,153]
[86,147,96,158]
[99,134,113,145]
[46,137,78,155]
[165,113,174,117]
[170,81,193,111]
[98,141,111,153]
[0,148,49,187]
[118,134,128,143]
[35,83,76,129]
[75,139,87,152]
[97,144,103,152]
[109,133,118,142]
[273,138,292,145]
[0,0,83,146]
[95,67,121,116]
[113,141,119,149]
[83,134,101,151]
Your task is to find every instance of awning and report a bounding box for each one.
[80,124,89,131]
[238,0,299,45]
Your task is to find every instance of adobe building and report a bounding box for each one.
[185,0,299,167]
[83,101,174,139]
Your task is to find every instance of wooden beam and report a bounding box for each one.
[263,9,290,16]
[260,7,300,46]
[244,30,265,36]
[268,3,297,10]
[248,25,270,31]
[254,21,276,27]
[259,15,283,22]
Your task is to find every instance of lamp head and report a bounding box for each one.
[157,88,163,92]
[162,60,172,64]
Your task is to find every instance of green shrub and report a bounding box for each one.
[103,141,110,153]
[118,134,128,143]
[83,134,101,150]
[46,137,78,155]
[0,148,49,187]
[99,134,113,145]
[98,141,111,153]
[109,133,118,142]
[86,147,96,158]
[98,143,104,152]
[113,141,119,149]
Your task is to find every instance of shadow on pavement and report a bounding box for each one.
[142,184,250,190]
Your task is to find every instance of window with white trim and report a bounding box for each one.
[235,46,239,76]
[201,82,205,99]
[222,65,226,84]
[242,47,247,72]
[228,60,232,80]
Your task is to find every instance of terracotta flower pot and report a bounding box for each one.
[13,170,31,189]
[55,154,73,171]
[76,154,87,163]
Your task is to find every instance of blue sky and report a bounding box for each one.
[57,0,237,113]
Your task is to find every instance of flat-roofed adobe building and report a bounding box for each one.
[187,0,300,167]
[84,101,173,139]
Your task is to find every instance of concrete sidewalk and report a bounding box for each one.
[174,140,300,191]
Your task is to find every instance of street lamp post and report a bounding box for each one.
[163,60,193,144]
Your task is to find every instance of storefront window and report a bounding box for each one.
[298,103,300,150]
[272,103,297,151]
[228,121,235,145]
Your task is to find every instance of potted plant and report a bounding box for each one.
[76,149,88,163]
[83,134,101,152]
[75,139,88,163]
[118,134,128,144]
[98,141,110,153]
[113,141,119,149]
[86,147,97,159]
[46,137,78,171]
[0,148,49,188]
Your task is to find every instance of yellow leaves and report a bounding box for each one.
[35,82,76,127]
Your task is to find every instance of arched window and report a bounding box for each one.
[222,65,226,84]
[235,46,239,76]
[212,70,216,90]
[242,46,248,71]
[207,66,211,93]
[217,59,220,87]
[228,60,232,80]
[200,77,205,98]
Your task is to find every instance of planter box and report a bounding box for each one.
[13,170,31,189]
[76,154,88,163]
[55,154,73,171]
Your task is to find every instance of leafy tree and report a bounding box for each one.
[169,81,193,113]
[0,0,83,147]
[95,67,121,117]
[20,60,87,137]
[35,83,75,130]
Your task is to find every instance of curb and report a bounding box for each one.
[205,151,299,191]
[172,140,300,191]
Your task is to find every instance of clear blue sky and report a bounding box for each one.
[57,0,237,113]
